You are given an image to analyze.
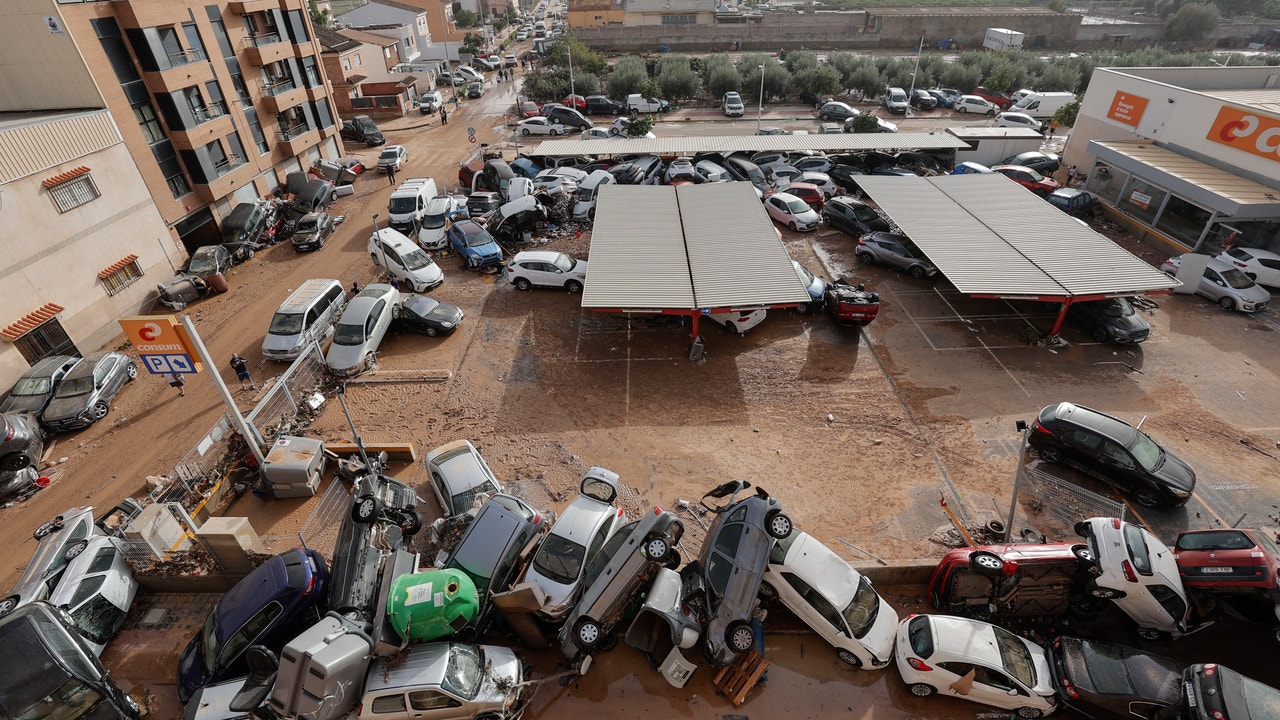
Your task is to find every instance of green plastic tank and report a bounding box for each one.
[386,569,479,642]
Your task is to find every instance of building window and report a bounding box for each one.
[99,256,144,296]
[355,54,362,66]
[47,173,100,213]
[342,58,351,71]
[134,102,164,143]
[12,318,78,365]
[660,13,697,24]
[244,108,269,154]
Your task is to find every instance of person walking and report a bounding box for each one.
[167,372,186,397]
[230,353,257,391]
[1067,165,1078,186]
[440,108,448,125]
[386,162,397,185]
[1048,119,1059,138]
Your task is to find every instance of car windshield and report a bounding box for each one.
[843,576,881,638]
[1129,431,1163,472]
[422,211,447,230]
[1122,524,1155,575]
[1100,298,1135,317]
[532,533,586,585]
[576,186,595,202]
[1177,530,1252,551]
[1079,641,1136,695]
[268,312,304,336]
[463,227,495,248]
[993,625,1036,687]
[852,206,878,222]
[441,644,485,699]
[70,592,126,646]
[332,322,365,346]
[1221,267,1257,289]
[53,376,93,398]
[902,242,926,259]
[378,149,399,162]
[10,376,52,397]
[1226,247,1253,262]
[199,610,220,675]
[188,254,216,274]
[297,217,321,233]
[1,620,105,720]
[795,264,815,285]
[552,254,576,272]
[784,199,810,214]
[1023,168,1046,181]
[401,248,434,271]
[389,197,417,213]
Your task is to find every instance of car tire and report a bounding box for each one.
[663,552,681,570]
[909,265,927,280]
[425,326,439,337]
[1091,326,1109,343]
[1136,627,1162,641]
[515,278,532,291]
[986,109,996,116]
[837,649,862,667]
[957,107,967,113]
[521,128,530,135]
[0,452,30,472]
[909,683,936,697]
[550,129,559,136]
[400,510,423,537]
[575,617,603,649]
[726,620,755,653]
[0,596,17,616]
[764,510,793,539]
[352,494,382,524]
[34,520,62,540]
[1219,296,1236,310]
[969,550,1005,577]
[1071,544,1094,563]
[725,322,737,335]
[1088,584,1124,600]
[795,302,812,315]
[790,221,799,231]
[1038,445,1064,463]
[65,539,88,561]
[91,400,109,420]
[643,535,670,561]
[566,280,583,294]
[858,253,874,268]
[126,362,138,380]
[1016,707,1044,719]
[1132,489,1163,508]
[370,253,381,267]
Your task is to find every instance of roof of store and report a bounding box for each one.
[1089,140,1280,218]
[532,132,967,157]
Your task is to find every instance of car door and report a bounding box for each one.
[765,196,784,222]
[1200,267,1227,301]
[93,357,116,401]
[367,299,390,349]
[826,204,853,234]
[970,665,1034,711]
[1060,427,1109,478]
[777,571,849,649]
[405,689,466,718]
[1254,257,1280,286]
[882,240,911,271]
[1095,438,1143,493]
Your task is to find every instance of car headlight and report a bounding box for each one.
[1170,487,1192,498]
[440,321,454,328]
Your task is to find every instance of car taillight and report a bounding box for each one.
[1122,560,1138,583]
[1031,421,1053,437]
[907,657,932,672]
[1204,664,1217,676]
[303,574,317,595]
[617,507,624,517]
[1060,677,1079,699]
[3,425,12,442]
[534,512,542,525]
[1211,712,1225,719]
[654,505,663,514]
[857,239,867,246]
[1113,518,1122,530]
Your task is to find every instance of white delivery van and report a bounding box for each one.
[387,177,438,233]
[1010,91,1077,119]
[626,94,668,113]
[262,279,348,361]
[418,90,444,114]
[368,228,445,292]
[573,170,615,219]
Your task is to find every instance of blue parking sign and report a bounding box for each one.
[141,354,197,375]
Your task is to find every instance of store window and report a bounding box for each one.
[1155,195,1212,248]
[1084,161,1128,206]
[1118,176,1166,226]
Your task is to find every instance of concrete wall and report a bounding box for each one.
[0,0,101,111]
[874,11,1081,50]
[576,12,878,52]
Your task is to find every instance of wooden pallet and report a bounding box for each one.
[712,649,769,707]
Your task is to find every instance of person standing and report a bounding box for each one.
[440,108,448,125]
[230,353,257,391]
[1048,119,1059,138]
[386,162,397,185]
[167,372,186,397]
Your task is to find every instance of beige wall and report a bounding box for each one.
[0,0,102,111]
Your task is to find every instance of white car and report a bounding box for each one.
[709,308,767,335]
[516,30,528,40]
[533,166,587,195]
[954,95,997,115]
[1075,517,1193,639]
[792,156,833,174]
[995,112,1044,131]
[46,535,138,655]
[664,157,698,184]
[798,171,839,197]
[581,127,612,140]
[368,228,444,292]
[504,250,588,293]
[325,283,399,376]
[522,467,624,621]
[764,192,821,232]
[1160,254,1271,312]
[417,195,465,251]
[518,117,568,136]
[769,164,802,184]
[376,145,408,172]
[425,439,503,518]
[1218,246,1280,288]
[895,614,1059,718]
[761,531,898,668]
[723,91,745,117]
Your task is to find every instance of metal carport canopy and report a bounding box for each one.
[532,132,968,157]
[855,174,1180,300]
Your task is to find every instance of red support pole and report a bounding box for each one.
[691,312,700,339]
[1048,298,1074,337]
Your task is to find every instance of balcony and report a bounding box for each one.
[241,32,291,66]
[147,59,215,94]
[190,102,229,125]
[228,0,281,14]
[167,114,235,152]
[213,154,249,178]
[260,84,308,114]
[190,157,255,204]
[275,124,319,156]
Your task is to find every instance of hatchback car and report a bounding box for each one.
[682,480,792,667]
[517,117,567,136]
[818,101,859,122]
[393,294,463,337]
[425,440,502,518]
[792,261,827,314]
[762,531,898,668]
[777,182,826,212]
[1067,297,1150,344]
[993,165,1060,196]
[41,351,137,432]
[664,157,698,184]
[1173,527,1280,595]
[1076,517,1193,639]
[465,192,501,218]
[290,211,334,252]
[523,467,624,621]
[972,87,1013,110]
[1218,245,1280,287]
[545,105,592,130]
[356,642,529,720]
[1046,636,1183,720]
[954,95,997,115]
[764,192,821,231]
[1,355,80,417]
[1182,663,1280,719]
[447,219,505,269]
[928,88,960,107]
[45,535,138,655]
[185,244,235,280]
[417,195,465,251]
[952,161,993,175]
[504,250,588,293]
[466,81,483,98]
[856,231,938,279]
[895,614,1058,718]
[325,283,400,377]
[177,548,329,702]
[377,145,408,173]
[584,95,626,115]
[1003,151,1062,175]
[910,88,938,110]
[1161,254,1271,312]
[995,112,1044,132]
[708,309,767,336]
[1028,401,1196,508]
[518,100,541,119]
[0,412,45,501]
[823,197,889,237]
[444,493,547,638]
[929,542,1100,621]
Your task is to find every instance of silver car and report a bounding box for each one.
[41,351,137,432]
[46,535,138,655]
[425,439,503,518]
[856,231,938,279]
[1161,254,1271,312]
[0,355,80,416]
[357,642,529,720]
[325,283,400,377]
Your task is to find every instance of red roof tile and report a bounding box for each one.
[98,254,140,279]
[42,166,90,189]
[2,303,65,341]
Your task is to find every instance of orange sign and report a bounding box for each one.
[118,316,203,374]
[1207,105,1280,162]
[1107,91,1148,127]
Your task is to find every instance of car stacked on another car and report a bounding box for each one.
[41,351,137,432]
[1,355,80,417]
[1218,246,1280,287]
[425,440,503,519]
[929,542,1102,622]
[0,411,46,502]
[1076,516,1195,639]
[1173,527,1280,598]
[290,211,334,252]
[325,283,400,377]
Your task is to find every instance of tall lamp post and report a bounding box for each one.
[441,0,458,104]
[756,64,765,134]
[568,37,575,100]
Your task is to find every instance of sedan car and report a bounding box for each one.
[444,493,547,638]
[1046,636,1183,720]
[517,116,568,136]
[325,283,400,377]
[856,231,938,279]
[358,642,529,720]
[185,244,234,279]
[1161,255,1272,312]
[425,440,502,518]
[823,196,889,237]
[376,145,408,173]
[995,112,1045,132]
[910,88,938,110]
[682,480,792,667]
[45,534,138,655]
[0,506,103,615]
[1174,527,1280,595]
[764,192,821,231]
[1218,246,1280,287]
[518,100,542,119]
[1067,297,1150,344]
[993,165,1060,196]
[818,101,859,122]
[41,351,136,432]
[584,95,626,116]
[1,355,80,417]
[393,294,463,337]
[504,250,588,293]
[895,614,1058,717]
[1029,402,1195,507]
[290,211,334,252]
[447,219,505,269]
[1003,151,1062,175]
[1076,517,1194,639]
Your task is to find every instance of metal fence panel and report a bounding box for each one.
[261,476,349,557]
[244,342,330,449]
[1021,465,1126,526]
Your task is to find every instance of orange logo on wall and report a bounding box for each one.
[1207,106,1280,162]
[1107,91,1148,127]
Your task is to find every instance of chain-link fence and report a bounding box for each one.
[1020,464,1127,528]
[261,475,349,557]
[244,342,330,449]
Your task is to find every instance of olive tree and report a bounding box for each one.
[792,66,842,97]
[849,66,883,100]
[847,113,880,133]
[607,55,650,99]
[707,65,743,99]
[1165,2,1220,41]
[542,36,608,76]
[658,61,701,101]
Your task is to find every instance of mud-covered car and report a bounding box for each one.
[929,542,1103,621]
[681,480,792,666]
[41,351,137,432]
[0,412,46,502]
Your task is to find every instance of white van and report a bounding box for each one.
[368,228,445,292]
[417,90,444,114]
[1010,91,1077,119]
[262,278,348,361]
[387,177,438,234]
[573,169,615,219]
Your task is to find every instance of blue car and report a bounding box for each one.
[510,157,542,179]
[951,161,994,175]
[177,548,328,702]
[447,219,505,269]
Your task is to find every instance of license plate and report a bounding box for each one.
[1201,566,1233,573]
[1185,681,1197,707]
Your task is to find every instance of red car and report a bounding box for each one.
[929,542,1101,619]
[562,94,587,111]
[778,182,825,211]
[972,86,1012,110]
[992,164,1060,196]
[518,100,541,119]
[1174,528,1280,595]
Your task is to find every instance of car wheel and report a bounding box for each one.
[575,617,603,648]
[425,326,439,337]
[858,253,874,268]
[837,649,862,667]
[909,265,927,280]
[370,253,381,267]
[1219,296,1236,310]
[400,510,423,536]
[957,107,967,113]
[969,550,1005,577]
[764,510,793,539]
[643,535,670,561]
[1071,544,1094,563]
[0,597,17,616]
[33,520,61,540]
[1016,707,1044,719]
[790,221,799,231]
[909,683,936,697]
[64,540,88,561]
[246,249,255,260]
[550,129,559,136]
[521,128,531,135]
[1133,489,1162,508]
[1089,584,1124,600]
[352,494,382,524]
[515,278,532,291]
[1091,326,1109,343]
[1038,445,1064,463]
[986,108,996,116]
[126,362,138,380]
[726,620,755,653]
[0,452,30,472]
[91,400,109,420]
[663,552,681,570]
[1137,627,1162,641]
[725,322,737,335]
[566,280,583,294]
[795,302,812,315]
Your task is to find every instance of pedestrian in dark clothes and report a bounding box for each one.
[351,279,361,294]
[441,108,448,125]
[387,163,397,185]
[167,372,186,397]
[389,276,401,291]
[230,353,256,390]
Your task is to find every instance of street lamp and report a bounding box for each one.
[756,64,765,133]
[441,0,458,104]
[372,213,389,275]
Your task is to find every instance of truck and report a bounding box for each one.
[945,127,1044,169]
[626,94,669,114]
[1010,91,1077,119]
[983,27,1024,51]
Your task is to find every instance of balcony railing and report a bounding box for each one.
[189,102,228,125]
[245,31,283,48]
[261,77,297,97]
[213,155,247,178]
[277,123,310,142]
[167,48,206,68]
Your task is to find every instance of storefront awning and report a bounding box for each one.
[1089,140,1280,218]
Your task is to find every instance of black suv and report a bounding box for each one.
[443,493,546,638]
[584,95,626,115]
[340,114,385,146]
[1028,402,1196,508]
[1067,298,1150,344]
[822,197,889,237]
[1046,188,1101,218]
[544,105,593,130]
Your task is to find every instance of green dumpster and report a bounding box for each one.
[386,569,479,642]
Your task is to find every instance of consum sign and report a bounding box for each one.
[1208,106,1280,163]
[1107,91,1148,127]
